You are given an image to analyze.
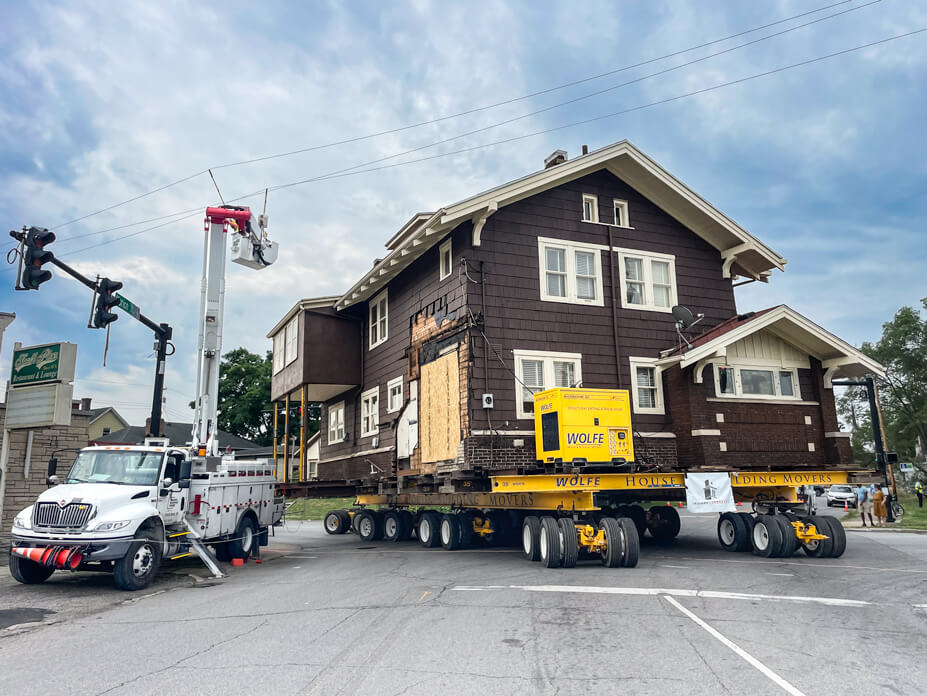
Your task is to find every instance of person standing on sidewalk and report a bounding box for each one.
[916,481,924,508]
[857,483,874,527]
[872,485,887,527]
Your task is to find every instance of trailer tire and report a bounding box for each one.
[324,509,350,535]
[819,515,846,558]
[522,516,541,561]
[440,514,462,550]
[775,516,799,556]
[623,505,647,539]
[113,530,162,591]
[539,517,562,568]
[599,517,624,568]
[801,516,834,557]
[355,510,382,542]
[751,515,784,558]
[457,514,474,549]
[617,517,640,568]
[558,518,578,568]
[228,515,258,559]
[417,511,441,548]
[397,510,415,540]
[382,511,405,542]
[485,510,511,546]
[648,506,681,543]
[9,554,55,585]
[717,512,747,552]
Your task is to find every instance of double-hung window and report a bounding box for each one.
[272,332,285,374]
[538,237,605,306]
[582,194,599,222]
[513,349,582,419]
[369,290,388,349]
[629,357,664,414]
[360,387,379,437]
[387,376,403,413]
[613,199,629,227]
[715,365,801,400]
[327,402,345,444]
[615,248,677,312]
[439,238,452,281]
[284,317,298,366]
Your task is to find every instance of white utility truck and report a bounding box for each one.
[9,205,284,590]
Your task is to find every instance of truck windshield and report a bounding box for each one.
[65,451,164,486]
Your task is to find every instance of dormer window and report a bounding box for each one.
[614,199,629,227]
[582,194,598,222]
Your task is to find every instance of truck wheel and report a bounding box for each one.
[522,516,541,561]
[539,517,562,568]
[440,514,462,550]
[229,515,258,559]
[9,553,55,585]
[324,509,350,535]
[355,510,381,542]
[485,510,511,547]
[383,511,404,542]
[214,542,233,562]
[818,516,846,558]
[648,506,681,543]
[617,517,640,568]
[113,531,162,591]
[751,515,784,558]
[599,517,624,568]
[800,516,833,558]
[558,518,578,568]
[624,505,647,539]
[397,510,415,540]
[457,514,473,549]
[717,512,748,552]
[417,511,441,548]
[775,517,799,556]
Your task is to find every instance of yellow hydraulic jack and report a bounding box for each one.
[791,519,828,544]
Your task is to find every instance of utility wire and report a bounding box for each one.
[45,0,867,232]
[20,27,923,259]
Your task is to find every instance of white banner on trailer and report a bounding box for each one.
[685,472,736,513]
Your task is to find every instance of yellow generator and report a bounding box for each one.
[534,388,634,464]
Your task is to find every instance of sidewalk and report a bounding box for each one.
[841,517,927,534]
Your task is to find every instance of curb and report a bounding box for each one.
[844,527,927,535]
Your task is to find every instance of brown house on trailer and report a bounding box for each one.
[268,141,882,492]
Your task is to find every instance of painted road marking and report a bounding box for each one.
[661,565,689,569]
[674,556,927,574]
[766,572,794,577]
[419,591,431,602]
[452,585,873,608]
[664,595,807,696]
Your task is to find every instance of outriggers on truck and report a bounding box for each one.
[9,206,284,590]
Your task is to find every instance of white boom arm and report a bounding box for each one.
[191,206,279,456]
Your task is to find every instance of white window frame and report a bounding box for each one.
[284,317,298,366]
[613,199,630,227]
[537,236,605,307]
[713,364,802,401]
[512,349,583,420]
[368,289,388,349]
[387,376,403,414]
[439,238,452,281]
[614,247,678,313]
[360,386,380,437]
[629,357,664,415]
[272,332,285,374]
[327,401,345,444]
[582,194,599,223]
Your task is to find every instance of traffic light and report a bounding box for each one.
[21,226,56,290]
[93,277,123,329]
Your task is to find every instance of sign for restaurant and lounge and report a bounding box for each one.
[5,342,77,429]
[11,342,76,386]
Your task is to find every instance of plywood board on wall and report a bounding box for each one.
[420,349,460,465]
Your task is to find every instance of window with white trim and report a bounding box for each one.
[714,365,801,400]
[272,331,285,374]
[368,290,388,349]
[629,357,664,414]
[327,401,345,444]
[360,387,379,437]
[613,199,629,227]
[513,349,582,419]
[582,194,599,222]
[439,238,452,281]
[615,248,677,312]
[284,317,298,366]
[538,237,605,306]
[387,376,403,413]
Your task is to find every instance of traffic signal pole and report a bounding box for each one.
[9,228,173,437]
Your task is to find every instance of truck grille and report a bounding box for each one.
[33,502,94,530]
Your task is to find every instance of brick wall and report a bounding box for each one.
[0,406,93,554]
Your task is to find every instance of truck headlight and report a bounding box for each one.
[12,513,32,530]
[91,520,132,532]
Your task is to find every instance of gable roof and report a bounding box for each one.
[267,295,340,338]
[658,305,884,384]
[335,140,787,310]
[96,422,259,450]
[85,406,129,429]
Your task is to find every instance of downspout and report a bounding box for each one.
[607,226,623,388]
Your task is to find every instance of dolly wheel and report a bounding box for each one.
[717,512,748,552]
[751,515,784,558]
[324,509,350,535]
[382,511,404,542]
[800,516,833,558]
[599,517,624,568]
[440,514,462,550]
[539,516,562,568]
[617,517,640,568]
[522,516,541,561]
[558,518,578,568]
[818,516,846,558]
[417,511,441,548]
[775,516,799,557]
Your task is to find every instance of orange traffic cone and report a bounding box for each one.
[844,499,848,512]
[678,501,683,508]
[231,558,246,567]
[736,501,743,506]
[11,547,47,563]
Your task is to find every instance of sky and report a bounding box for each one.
[0,0,925,426]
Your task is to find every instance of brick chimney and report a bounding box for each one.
[544,149,567,169]
[81,397,92,411]
[145,417,164,437]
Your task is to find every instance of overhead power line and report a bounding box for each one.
[46,0,870,232]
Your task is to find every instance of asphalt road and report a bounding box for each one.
[1,505,925,696]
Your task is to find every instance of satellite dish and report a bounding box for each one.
[672,305,695,328]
